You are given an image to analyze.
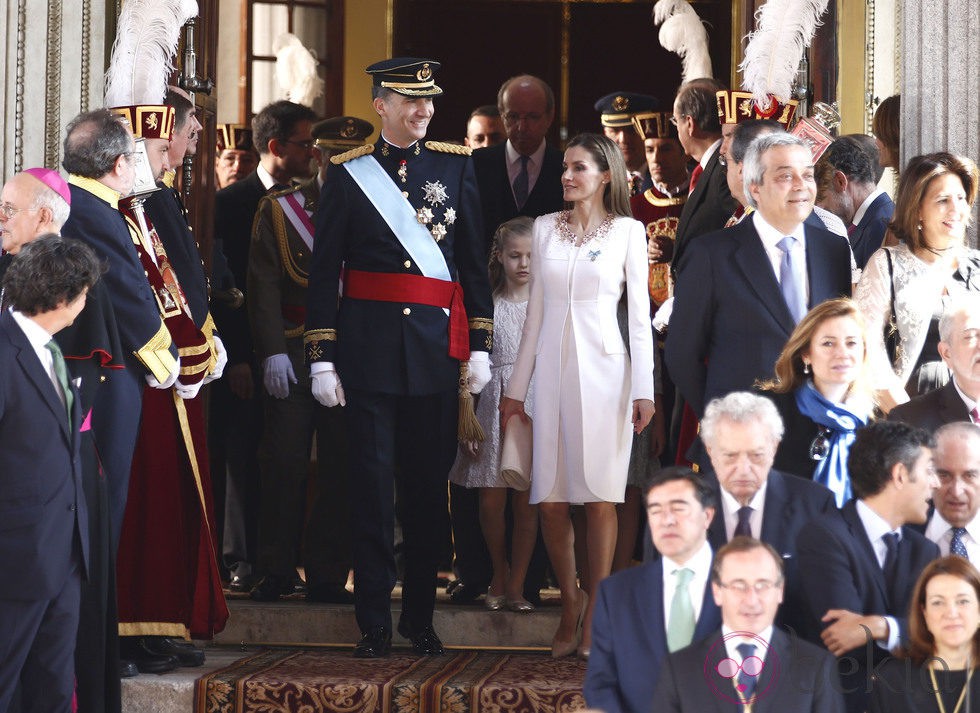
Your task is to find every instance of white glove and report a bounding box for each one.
[466,351,491,394]
[652,297,674,334]
[175,378,204,400]
[146,358,180,389]
[310,361,345,407]
[203,335,228,384]
[263,353,296,399]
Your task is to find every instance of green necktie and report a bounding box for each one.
[666,567,695,652]
[45,339,73,427]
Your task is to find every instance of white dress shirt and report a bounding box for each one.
[256,162,277,192]
[851,188,887,227]
[505,139,547,203]
[925,510,980,560]
[753,211,810,304]
[721,624,774,667]
[662,539,713,626]
[720,482,768,541]
[10,308,64,406]
[855,499,901,651]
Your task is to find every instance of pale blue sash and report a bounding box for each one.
[343,155,451,282]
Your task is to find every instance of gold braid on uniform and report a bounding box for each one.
[267,196,309,287]
[330,144,374,165]
[425,141,472,156]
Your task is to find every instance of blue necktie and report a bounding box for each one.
[777,236,805,323]
[736,642,758,701]
[951,527,969,560]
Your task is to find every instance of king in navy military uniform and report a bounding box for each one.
[305,58,494,658]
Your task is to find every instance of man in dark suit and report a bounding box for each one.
[304,58,493,658]
[699,392,836,638]
[923,422,980,559]
[0,236,101,713]
[652,538,844,713]
[889,295,980,431]
[668,78,739,277]
[585,468,721,713]
[457,74,564,606]
[817,135,894,268]
[665,132,853,425]
[211,100,318,593]
[472,74,564,250]
[797,421,940,713]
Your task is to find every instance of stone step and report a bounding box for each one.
[121,648,244,713]
[213,594,562,649]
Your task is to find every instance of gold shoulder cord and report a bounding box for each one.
[330,144,374,165]
[424,141,472,156]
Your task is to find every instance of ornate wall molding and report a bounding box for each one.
[44,0,63,169]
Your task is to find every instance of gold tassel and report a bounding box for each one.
[457,362,485,442]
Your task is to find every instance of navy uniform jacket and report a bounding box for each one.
[305,138,493,396]
[0,310,88,600]
[471,141,565,248]
[145,184,211,329]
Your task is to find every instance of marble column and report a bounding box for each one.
[0,0,108,181]
[901,0,980,244]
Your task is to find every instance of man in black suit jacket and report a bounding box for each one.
[0,237,101,713]
[816,135,894,269]
[585,468,721,713]
[668,78,739,277]
[889,296,980,432]
[211,100,318,594]
[699,392,836,638]
[666,132,853,423]
[653,538,844,713]
[797,421,940,713]
[472,74,565,250]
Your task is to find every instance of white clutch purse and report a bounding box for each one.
[500,416,532,491]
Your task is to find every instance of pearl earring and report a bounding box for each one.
[803,362,811,374]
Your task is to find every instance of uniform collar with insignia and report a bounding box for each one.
[378,133,422,159]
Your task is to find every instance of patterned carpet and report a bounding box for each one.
[196,648,588,713]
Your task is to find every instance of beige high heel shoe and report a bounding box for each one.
[551,589,588,658]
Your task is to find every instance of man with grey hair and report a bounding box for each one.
[0,169,71,256]
[889,294,980,431]
[700,392,836,637]
[666,132,852,461]
[923,421,980,560]
[60,108,179,548]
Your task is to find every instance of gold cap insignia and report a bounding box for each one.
[341,120,356,138]
[417,63,432,81]
[146,114,159,131]
[613,95,629,112]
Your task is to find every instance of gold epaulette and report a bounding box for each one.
[267,183,301,198]
[425,141,471,156]
[330,144,374,165]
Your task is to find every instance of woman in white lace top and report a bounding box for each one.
[855,152,980,412]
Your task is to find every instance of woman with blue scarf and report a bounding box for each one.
[758,299,876,507]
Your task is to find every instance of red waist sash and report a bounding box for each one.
[343,268,468,360]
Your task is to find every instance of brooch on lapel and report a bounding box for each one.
[588,249,601,262]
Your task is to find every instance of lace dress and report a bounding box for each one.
[449,296,533,488]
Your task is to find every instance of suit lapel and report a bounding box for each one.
[760,472,789,553]
[842,502,890,603]
[641,560,668,651]
[940,381,972,422]
[731,221,796,334]
[751,630,787,713]
[804,224,835,306]
[6,314,70,441]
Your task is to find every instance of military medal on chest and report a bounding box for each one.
[418,180,452,242]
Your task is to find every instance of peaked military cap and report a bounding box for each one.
[594,92,660,128]
[366,57,443,97]
[313,116,375,150]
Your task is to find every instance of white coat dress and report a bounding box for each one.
[505,211,654,504]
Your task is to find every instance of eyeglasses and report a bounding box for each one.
[0,203,37,220]
[717,579,782,595]
[809,428,833,461]
[283,139,315,149]
[669,114,688,127]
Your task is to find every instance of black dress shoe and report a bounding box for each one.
[306,583,354,604]
[228,574,255,593]
[249,574,294,602]
[398,623,445,656]
[353,626,391,658]
[292,575,308,595]
[143,637,206,667]
[119,637,180,674]
[447,581,482,604]
[119,660,139,678]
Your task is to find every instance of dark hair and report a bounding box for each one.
[498,75,555,115]
[488,216,533,296]
[888,152,979,249]
[823,135,877,186]
[564,133,631,217]
[847,421,935,499]
[711,537,785,584]
[251,100,318,156]
[903,556,980,666]
[675,78,727,134]
[62,109,132,178]
[470,104,501,119]
[845,133,885,183]
[872,95,900,169]
[730,119,782,164]
[164,88,195,131]
[643,466,716,510]
[2,235,102,315]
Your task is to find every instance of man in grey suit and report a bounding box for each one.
[652,538,844,713]
[889,295,980,431]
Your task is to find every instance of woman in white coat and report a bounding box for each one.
[500,133,655,658]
